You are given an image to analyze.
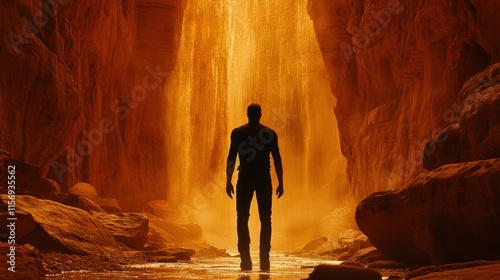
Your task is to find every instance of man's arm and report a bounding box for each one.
[271,132,284,198]
[226,160,236,199]
[226,131,237,199]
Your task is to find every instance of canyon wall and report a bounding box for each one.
[0,0,186,210]
[308,0,499,198]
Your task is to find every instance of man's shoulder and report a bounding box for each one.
[232,123,249,133]
[233,123,276,132]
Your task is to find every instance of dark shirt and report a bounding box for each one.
[227,121,281,174]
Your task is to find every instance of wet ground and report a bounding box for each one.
[46,251,406,280]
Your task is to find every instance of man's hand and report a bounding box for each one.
[226,182,235,199]
[276,184,284,199]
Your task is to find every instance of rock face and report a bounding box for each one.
[424,63,500,170]
[0,153,60,199]
[409,262,500,280]
[0,195,121,255]
[308,264,382,280]
[0,0,186,210]
[69,182,122,212]
[0,243,45,280]
[93,212,149,250]
[356,158,500,265]
[308,0,500,198]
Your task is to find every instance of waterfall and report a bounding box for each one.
[165,0,348,250]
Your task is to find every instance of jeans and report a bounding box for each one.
[236,172,272,258]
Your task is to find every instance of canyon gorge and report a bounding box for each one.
[1,0,499,279]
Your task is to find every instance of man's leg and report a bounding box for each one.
[236,180,254,270]
[255,175,272,270]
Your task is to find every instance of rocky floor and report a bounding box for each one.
[43,251,408,280]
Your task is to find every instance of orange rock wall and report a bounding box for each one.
[308,0,500,198]
[0,0,186,210]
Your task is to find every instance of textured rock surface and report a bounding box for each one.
[0,243,45,280]
[0,0,186,210]
[69,182,121,212]
[356,158,500,265]
[409,263,500,280]
[0,155,60,199]
[0,195,120,254]
[93,212,149,250]
[133,247,195,263]
[53,193,105,213]
[308,0,500,198]
[308,264,382,280]
[424,63,500,170]
[406,260,500,279]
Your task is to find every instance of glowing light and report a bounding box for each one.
[165,0,348,251]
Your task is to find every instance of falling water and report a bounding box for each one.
[165,0,348,251]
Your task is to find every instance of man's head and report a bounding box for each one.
[247,103,262,122]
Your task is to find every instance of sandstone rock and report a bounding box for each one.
[180,223,203,240]
[319,244,349,257]
[0,156,60,199]
[338,229,371,248]
[409,263,500,280]
[53,193,105,212]
[347,247,387,264]
[196,246,230,258]
[0,0,186,211]
[144,200,175,219]
[356,158,500,265]
[0,195,120,255]
[94,197,122,213]
[307,264,382,280]
[308,0,500,200]
[366,260,408,269]
[406,260,500,279]
[143,212,192,244]
[302,237,328,251]
[68,182,99,199]
[0,243,45,280]
[339,261,364,268]
[424,63,500,170]
[68,182,122,213]
[93,212,149,250]
[147,221,175,244]
[133,247,195,263]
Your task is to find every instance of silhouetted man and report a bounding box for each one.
[226,103,284,271]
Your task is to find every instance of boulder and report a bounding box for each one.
[53,193,105,212]
[93,212,149,250]
[142,212,190,244]
[143,200,175,218]
[307,264,382,280]
[0,195,120,255]
[0,156,60,199]
[196,246,230,258]
[133,247,195,263]
[68,182,122,213]
[424,63,500,170]
[356,158,500,265]
[148,222,175,243]
[408,262,500,280]
[347,247,385,264]
[94,197,122,213]
[338,229,371,248]
[0,243,45,280]
[68,182,99,199]
[406,260,500,279]
[302,237,328,251]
